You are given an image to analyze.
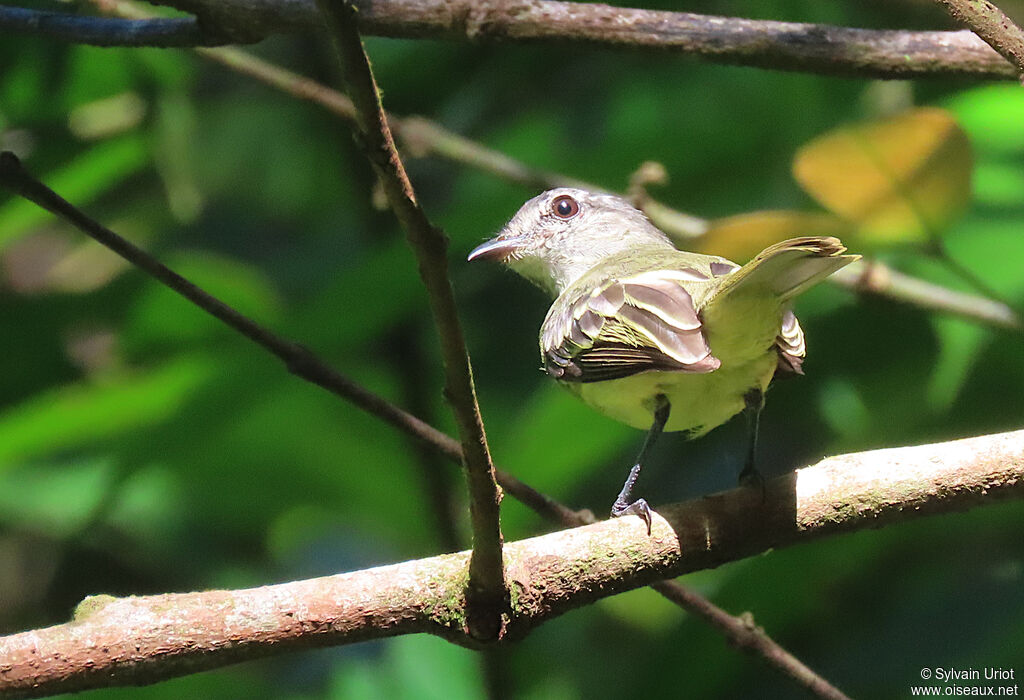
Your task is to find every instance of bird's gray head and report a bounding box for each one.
[467,188,672,296]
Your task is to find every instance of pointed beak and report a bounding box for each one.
[467,235,524,263]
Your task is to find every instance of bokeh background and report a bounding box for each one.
[1,0,1023,698]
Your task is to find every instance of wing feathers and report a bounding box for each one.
[543,271,719,382]
[621,282,701,330]
[774,309,806,376]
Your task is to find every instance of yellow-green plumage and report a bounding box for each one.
[544,237,852,434]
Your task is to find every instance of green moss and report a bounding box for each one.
[72,594,119,621]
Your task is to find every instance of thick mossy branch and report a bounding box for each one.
[2,429,1021,699]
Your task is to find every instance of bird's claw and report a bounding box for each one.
[611,497,652,535]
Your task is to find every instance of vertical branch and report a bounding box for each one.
[932,0,1024,76]
[315,0,506,639]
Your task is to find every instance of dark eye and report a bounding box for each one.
[552,195,580,219]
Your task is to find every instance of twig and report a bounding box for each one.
[932,0,1024,76]
[12,0,1019,80]
[3,427,1021,699]
[310,0,509,641]
[0,5,220,47]
[0,151,847,699]
[835,259,1022,331]
[650,581,850,700]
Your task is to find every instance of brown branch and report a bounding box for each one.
[834,259,1022,331]
[0,149,853,698]
[16,0,995,79]
[3,428,1021,699]
[315,0,506,640]
[933,0,1024,75]
[649,581,851,700]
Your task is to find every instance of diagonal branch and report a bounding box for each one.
[314,0,506,640]
[0,150,848,699]
[932,0,1024,75]
[832,260,1021,331]
[2,0,1017,80]
[2,428,1021,699]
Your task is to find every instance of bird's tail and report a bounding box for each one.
[712,236,859,303]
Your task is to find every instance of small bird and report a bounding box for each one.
[469,188,858,532]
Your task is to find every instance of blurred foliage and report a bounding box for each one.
[1,1,1023,698]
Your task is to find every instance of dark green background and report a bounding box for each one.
[1,1,1022,698]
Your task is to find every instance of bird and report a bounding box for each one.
[468,187,859,532]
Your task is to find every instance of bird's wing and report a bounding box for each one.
[703,261,808,378]
[774,309,806,376]
[542,269,721,383]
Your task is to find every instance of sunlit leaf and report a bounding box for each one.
[696,210,850,262]
[792,107,972,245]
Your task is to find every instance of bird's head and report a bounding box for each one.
[467,188,671,296]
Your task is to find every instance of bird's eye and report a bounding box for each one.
[551,195,580,219]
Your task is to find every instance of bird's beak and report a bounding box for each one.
[467,235,524,263]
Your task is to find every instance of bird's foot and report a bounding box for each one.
[611,497,652,535]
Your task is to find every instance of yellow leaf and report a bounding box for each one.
[696,210,850,262]
[792,107,972,246]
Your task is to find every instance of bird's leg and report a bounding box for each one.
[739,388,765,489]
[611,394,670,534]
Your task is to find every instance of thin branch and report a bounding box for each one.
[933,0,1024,76]
[3,428,1021,699]
[315,0,506,640]
[649,581,850,700]
[834,259,1022,331]
[3,0,1015,80]
[0,150,850,699]
[0,4,222,47]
